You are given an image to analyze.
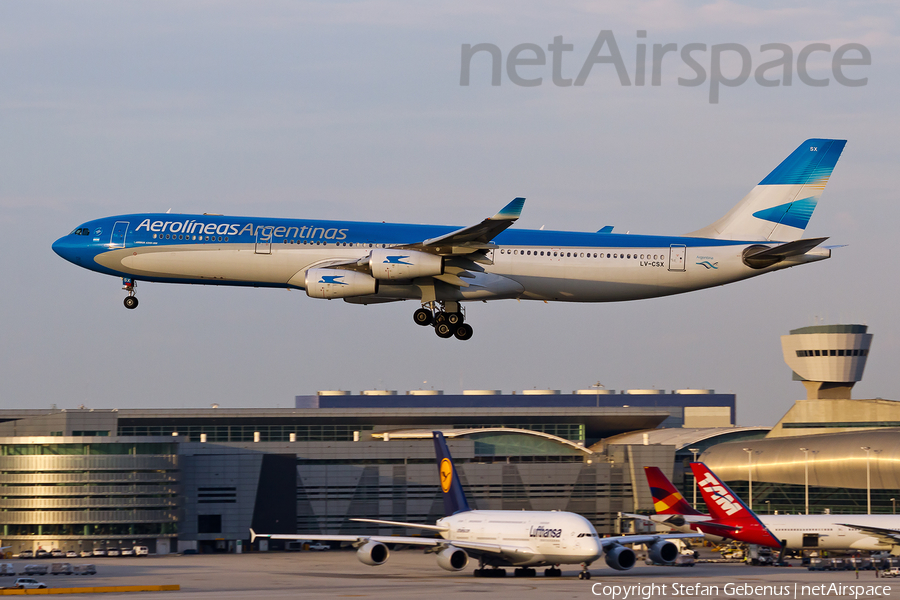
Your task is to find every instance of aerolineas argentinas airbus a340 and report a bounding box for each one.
[53,139,845,341]
[251,432,699,579]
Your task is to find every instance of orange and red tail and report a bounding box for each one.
[644,466,704,516]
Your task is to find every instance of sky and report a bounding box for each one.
[1,1,898,426]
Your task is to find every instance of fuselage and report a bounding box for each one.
[650,513,899,552]
[437,510,602,566]
[762,514,900,552]
[51,213,829,303]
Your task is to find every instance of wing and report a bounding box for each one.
[836,523,900,546]
[250,528,535,560]
[305,198,525,296]
[601,532,703,549]
[413,197,525,253]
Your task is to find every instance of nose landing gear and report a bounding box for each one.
[414,302,473,341]
[122,278,139,310]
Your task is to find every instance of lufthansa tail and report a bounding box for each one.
[433,431,471,516]
[689,139,846,242]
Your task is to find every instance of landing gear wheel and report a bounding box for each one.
[544,567,562,577]
[124,296,139,310]
[578,571,591,580]
[434,311,448,325]
[413,308,433,326]
[446,312,463,326]
[435,323,453,338]
[453,323,473,341]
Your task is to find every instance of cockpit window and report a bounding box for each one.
[69,227,90,236]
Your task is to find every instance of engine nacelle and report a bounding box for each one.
[305,268,378,299]
[604,544,636,571]
[647,540,678,565]
[436,546,468,571]
[369,249,443,280]
[356,541,390,566]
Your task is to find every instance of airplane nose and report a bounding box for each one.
[52,236,81,265]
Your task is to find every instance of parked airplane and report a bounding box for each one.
[53,139,845,340]
[625,466,782,549]
[633,463,900,553]
[251,432,698,578]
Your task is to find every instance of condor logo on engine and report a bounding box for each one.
[697,471,742,516]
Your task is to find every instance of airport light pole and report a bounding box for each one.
[800,447,810,515]
[689,448,700,509]
[743,447,753,511]
[861,446,871,514]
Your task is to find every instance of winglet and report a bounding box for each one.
[433,431,471,516]
[597,226,614,233]
[491,197,525,221]
[250,528,257,543]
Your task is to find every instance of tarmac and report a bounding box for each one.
[2,550,894,599]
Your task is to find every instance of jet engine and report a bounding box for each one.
[369,249,443,280]
[647,540,678,565]
[356,541,390,566]
[436,546,468,571]
[604,544,636,571]
[305,269,378,299]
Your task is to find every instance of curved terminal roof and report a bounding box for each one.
[372,428,593,455]
[702,428,900,489]
[590,426,769,453]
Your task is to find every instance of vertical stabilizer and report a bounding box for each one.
[433,431,471,516]
[644,467,705,516]
[689,139,846,241]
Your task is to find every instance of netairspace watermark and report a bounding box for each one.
[590,582,891,600]
[459,31,871,103]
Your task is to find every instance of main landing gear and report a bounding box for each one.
[413,301,473,341]
[122,278,139,310]
[544,566,562,577]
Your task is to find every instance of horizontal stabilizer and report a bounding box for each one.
[743,236,828,268]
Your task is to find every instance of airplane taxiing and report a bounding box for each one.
[251,431,698,579]
[53,139,845,341]
[633,463,900,554]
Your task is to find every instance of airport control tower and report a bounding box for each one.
[766,324,899,437]
[780,324,873,400]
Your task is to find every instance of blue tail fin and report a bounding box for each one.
[433,431,471,516]
[689,139,846,242]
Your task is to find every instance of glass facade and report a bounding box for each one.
[0,438,179,552]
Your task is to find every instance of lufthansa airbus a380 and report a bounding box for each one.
[52,139,845,340]
[252,432,699,578]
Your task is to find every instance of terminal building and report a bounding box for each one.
[3,324,895,555]
[0,388,735,555]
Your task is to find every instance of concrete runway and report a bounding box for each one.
[12,550,895,599]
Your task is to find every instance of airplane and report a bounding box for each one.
[631,463,900,554]
[623,466,782,549]
[251,431,699,579]
[53,139,846,341]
